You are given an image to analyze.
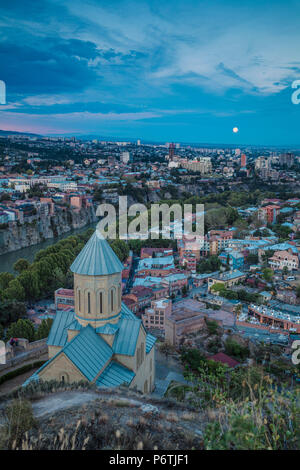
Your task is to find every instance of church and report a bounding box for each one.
[25,230,156,393]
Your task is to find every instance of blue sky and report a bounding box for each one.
[0,0,300,144]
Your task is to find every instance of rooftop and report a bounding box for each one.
[70,230,124,276]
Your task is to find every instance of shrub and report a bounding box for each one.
[225,338,249,361]
[206,319,219,335]
[0,361,46,386]
[0,398,36,449]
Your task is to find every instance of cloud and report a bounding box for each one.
[0,0,299,143]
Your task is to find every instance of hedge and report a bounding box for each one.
[0,360,46,386]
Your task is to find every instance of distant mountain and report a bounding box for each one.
[0,129,41,137]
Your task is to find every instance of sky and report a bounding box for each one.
[0,0,300,145]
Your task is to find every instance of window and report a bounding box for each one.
[88,292,91,314]
[141,343,144,363]
[99,292,103,314]
[118,284,121,308]
[78,290,81,312]
[111,289,114,312]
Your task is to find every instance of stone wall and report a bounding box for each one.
[0,205,96,254]
[0,338,47,374]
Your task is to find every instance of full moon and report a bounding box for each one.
[233,127,239,133]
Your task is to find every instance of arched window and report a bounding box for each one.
[118,284,121,308]
[99,292,103,314]
[140,342,144,364]
[111,289,114,313]
[87,292,91,314]
[78,290,81,312]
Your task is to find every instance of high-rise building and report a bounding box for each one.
[255,156,271,170]
[120,151,131,164]
[168,143,175,160]
[240,154,247,168]
[279,152,294,168]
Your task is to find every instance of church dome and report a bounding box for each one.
[70,230,123,276]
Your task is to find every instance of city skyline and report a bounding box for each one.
[0,0,300,144]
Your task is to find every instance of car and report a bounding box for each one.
[286,276,295,281]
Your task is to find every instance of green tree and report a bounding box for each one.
[0,300,26,328]
[6,319,35,342]
[282,266,288,276]
[35,318,53,340]
[225,338,249,361]
[18,271,40,301]
[3,279,25,302]
[211,282,226,294]
[0,272,14,291]
[13,258,30,274]
[182,285,188,296]
[263,268,273,282]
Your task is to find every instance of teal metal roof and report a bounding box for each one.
[146,333,157,354]
[96,361,135,388]
[63,325,113,381]
[96,323,119,335]
[121,301,136,319]
[67,318,82,331]
[47,310,75,347]
[113,317,141,356]
[70,230,123,276]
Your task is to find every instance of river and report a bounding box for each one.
[0,222,97,274]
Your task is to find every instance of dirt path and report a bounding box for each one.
[0,367,42,397]
[0,353,48,379]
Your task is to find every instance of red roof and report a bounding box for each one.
[209,352,240,368]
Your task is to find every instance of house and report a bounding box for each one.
[269,250,299,271]
[24,230,156,393]
[142,298,172,330]
[219,251,244,270]
[54,288,74,310]
[208,270,246,291]
[208,352,240,368]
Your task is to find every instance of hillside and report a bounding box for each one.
[0,373,298,450]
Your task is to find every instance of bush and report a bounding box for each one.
[225,338,249,361]
[0,361,46,386]
[0,398,36,449]
[204,388,299,450]
[206,319,219,335]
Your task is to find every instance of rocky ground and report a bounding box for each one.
[0,386,207,450]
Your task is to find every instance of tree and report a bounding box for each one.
[182,285,188,296]
[3,279,25,302]
[225,338,249,361]
[211,282,226,294]
[0,272,14,291]
[0,300,26,328]
[6,319,35,342]
[35,318,53,340]
[13,258,30,274]
[263,268,274,282]
[0,324,4,340]
[93,187,103,202]
[110,239,129,262]
[282,266,289,276]
[18,271,40,301]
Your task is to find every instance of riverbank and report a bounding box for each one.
[0,220,97,274]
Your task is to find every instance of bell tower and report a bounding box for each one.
[70,230,124,328]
